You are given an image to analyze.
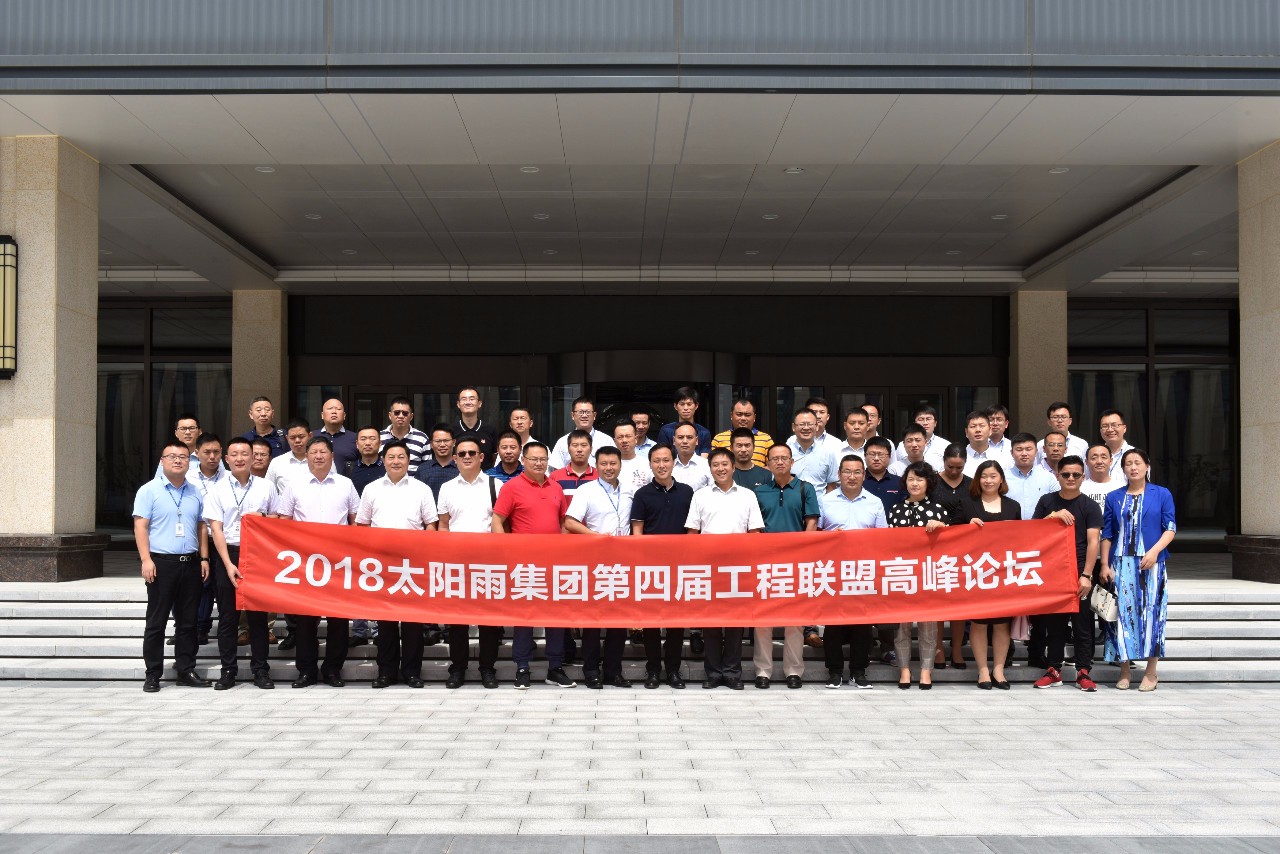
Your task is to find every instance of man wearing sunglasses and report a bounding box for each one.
[380,396,430,475]
[1031,456,1103,692]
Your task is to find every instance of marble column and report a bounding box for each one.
[1228,140,1280,582]
[0,136,109,581]
[231,288,288,425]
[1008,290,1068,437]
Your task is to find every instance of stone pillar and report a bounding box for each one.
[1227,140,1280,582]
[0,136,108,581]
[1008,290,1069,436]
[231,289,287,422]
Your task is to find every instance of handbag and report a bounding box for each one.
[1089,583,1119,623]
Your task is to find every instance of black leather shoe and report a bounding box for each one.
[214,674,236,691]
[666,674,686,689]
[196,634,210,646]
[371,676,395,689]
[445,672,465,689]
[644,673,661,689]
[278,635,296,651]
[424,627,443,646]
[142,677,160,693]
[995,680,1011,690]
[322,673,345,688]
[253,672,275,690]
[786,675,803,689]
[689,634,705,656]
[165,636,175,646]
[585,675,603,689]
[175,671,212,688]
[702,677,721,689]
[404,675,425,689]
[348,636,369,648]
[754,676,770,689]
[607,675,633,688]
[480,669,499,689]
[726,679,744,690]
[291,674,317,688]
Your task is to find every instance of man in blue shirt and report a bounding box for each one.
[656,386,712,456]
[133,440,211,692]
[484,431,525,483]
[861,437,903,508]
[240,396,287,457]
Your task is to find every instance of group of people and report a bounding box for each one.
[133,386,1175,694]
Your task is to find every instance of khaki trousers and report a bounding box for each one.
[752,626,805,678]
[895,621,939,671]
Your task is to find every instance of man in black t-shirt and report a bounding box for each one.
[1032,456,1104,692]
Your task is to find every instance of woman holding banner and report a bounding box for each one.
[886,461,949,690]
[956,460,1021,690]
[1100,449,1176,693]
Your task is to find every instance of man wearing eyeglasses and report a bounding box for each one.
[380,396,430,475]
[1099,409,1135,481]
[750,445,819,690]
[1038,402,1089,463]
[1031,455,1103,693]
[549,397,605,469]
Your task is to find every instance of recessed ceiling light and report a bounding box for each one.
[761,214,780,220]
[1191,250,1208,256]
[991,214,1009,220]
[340,249,358,255]
[99,249,112,255]
[745,250,760,255]
[304,213,322,220]
[520,166,540,173]
[945,250,962,256]
[783,167,805,174]
[1048,167,1070,174]
[254,166,276,173]
[532,213,550,220]
[542,249,558,255]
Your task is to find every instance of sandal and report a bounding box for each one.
[1116,677,1131,690]
[1138,679,1158,692]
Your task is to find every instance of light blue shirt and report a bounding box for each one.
[1005,465,1059,521]
[786,436,838,489]
[819,489,888,531]
[133,477,204,554]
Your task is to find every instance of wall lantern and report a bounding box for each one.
[0,236,14,378]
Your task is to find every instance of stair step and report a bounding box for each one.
[1167,604,1280,620]
[1165,620,1280,639]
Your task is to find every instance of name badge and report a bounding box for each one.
[174,521,186,538]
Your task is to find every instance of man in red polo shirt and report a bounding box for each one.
[549,429,597,501]
[492,441,576,690]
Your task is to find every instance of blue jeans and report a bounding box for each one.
[352,618,378,639]
[513,627,565,671]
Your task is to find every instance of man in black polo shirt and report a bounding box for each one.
[861,437,902,507]
[630,442,694,689]
[347,426,385,495]
[454,386,500,468]
[241,396,287,457]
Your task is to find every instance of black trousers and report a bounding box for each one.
[643,627,684,676]
[702,627,743,680]
[221,545,270,676]
[294,615,349,679]
[375,620,424,680]
[1028,616,1049,663]
[1044,592,1095,670]
[823,624,873,674]
[448,624,502,674]
[582,628,627,679]
[143,553,202,679]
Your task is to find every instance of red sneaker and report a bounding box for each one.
[1034,666,1063,689]
[1076,668,1098,692]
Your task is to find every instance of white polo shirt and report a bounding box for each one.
[619,455,653,492]
[436,472,502,533]
[203,474,277,546]
[549,428,606,469]
[894,434,950,472]
[356,474,439,530]
[188,465,226,499]
[1106,442,1135,480]
[672,454,713,492]
[266,452,310,493]
[962,444,1015,478]
[685,482,765,534]
[276,471,359,525]
[566,478,633,536]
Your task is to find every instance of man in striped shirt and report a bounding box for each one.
[711,398,772,467]
[379,395,430,475]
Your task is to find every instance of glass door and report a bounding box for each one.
[889,388,948,446]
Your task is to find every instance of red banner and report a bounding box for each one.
[235,514,1075,627]
[236,516,1079,626]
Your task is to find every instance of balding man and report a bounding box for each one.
[314,398,359,470]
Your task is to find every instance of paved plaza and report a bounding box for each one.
[0,681,1276,847]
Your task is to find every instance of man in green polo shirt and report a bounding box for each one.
[751,444,819,689]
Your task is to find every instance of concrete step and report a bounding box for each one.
[1167,603,1280,620]
[1165,620,1280,639]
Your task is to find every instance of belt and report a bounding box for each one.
[151,552,198,562]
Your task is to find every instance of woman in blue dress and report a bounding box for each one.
[1100,448,1176,692]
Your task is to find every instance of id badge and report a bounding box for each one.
[174,521,185,538]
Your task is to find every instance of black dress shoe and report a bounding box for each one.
[585,675,603,689]
[786,675,803,689]
[253,672,275,690]
[445,672,465,689]
[607,675,633,688]
[278,635,296,651]
[644,673,661,689]
[702,677,721,689]
[348,636,369,648]
[995,679,1011,690]
[726,679,744,690]
[919,681,933,691]
[424,628,444,646]
[196,634,210,646]
[404,675,426,689]
[371,676,395,689]
[666,674,686,689]
[480,669,499,689]
[165,636,175,646]
[175,671,212,688]
[214,674,236,691]
[291,674,317,688]
[689,634,705,656]
[754,676,770,689]
[978,680,993,690]
[322,673,345,688]
[142,677,160,693]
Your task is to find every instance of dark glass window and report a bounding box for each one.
[152,307,231,353]
[1153,309,1230,355]
[1068,309,1145,353]
[98,308,145,353]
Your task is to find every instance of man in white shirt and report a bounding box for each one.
[613,418,652,492]
[275,436,360,688]
[986,404,1012,459]
[803,396,841,455]
[1099,409,1135,480]
[565,445,635,689]
[962,410,1014,477]
[787,407,838,491]
[437,435,504,689]
[671,423,713,491]
[205,436,278,690]
[266,418,314,494]
[889,424,928,477]
[836,406,873,461]
[893,405,949,471]
[1038,402,1089,461]
[1005,432,1059,520]
[549,396,606,469]
[1081,443,1125,514]
[357,441,439,690]
[685,448,764,690]
[508,406,537,448]
[1039,431,1069,477]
